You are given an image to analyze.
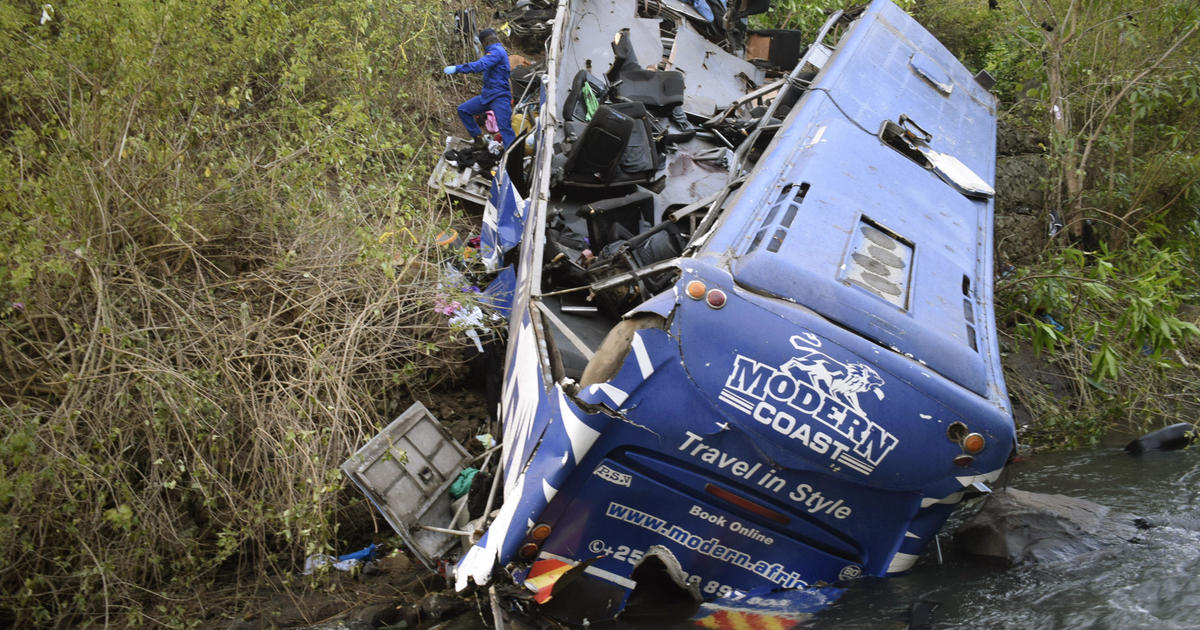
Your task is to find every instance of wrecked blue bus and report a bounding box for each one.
[450,0,1015,622]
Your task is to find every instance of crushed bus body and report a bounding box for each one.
[437,0,1014,623]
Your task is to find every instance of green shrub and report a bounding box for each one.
[998,224,1200,447]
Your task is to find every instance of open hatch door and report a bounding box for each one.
[342,402,472,570]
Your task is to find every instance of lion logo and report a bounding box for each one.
[781,336,886,419]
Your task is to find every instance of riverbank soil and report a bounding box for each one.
[225,556,448,630]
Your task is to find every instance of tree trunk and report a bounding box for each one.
[1044,29,1085,241]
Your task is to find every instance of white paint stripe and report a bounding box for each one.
[528,552,635,590]
[559,391,600,464]
[837,454,873,474]
[840,453,869,467]
[631,332,654,379]
[920,490,965,508]
[538,551,577,565]
[583,565,638,589]
[955,467,1005,487]
[456,470,528,590]
[542,478,557,503]
[455,544,490,591]
[905,531,920,539]
[504,324,541,496]
[718,390,754,413]
[457,474,527,590]
[483,201,498,229]
[510,184,526,219]
[886,552,920,574]
[588,383,629,407]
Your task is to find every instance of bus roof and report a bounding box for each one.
[704,0,1001,397]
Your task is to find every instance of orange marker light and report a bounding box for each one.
[529,523,552,541]
[686,280,706,300]
[963,433,986,454]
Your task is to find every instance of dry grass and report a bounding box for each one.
[0,0,499,625]
[0,193,486,625]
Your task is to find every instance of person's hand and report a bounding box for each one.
[443,65,457,75]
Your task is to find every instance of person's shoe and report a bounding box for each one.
[471,134,488,150]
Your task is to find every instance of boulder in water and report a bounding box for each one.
[954,488,1139,565]
[1124,422,1196,454]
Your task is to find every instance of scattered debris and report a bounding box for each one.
[302,544,380,575]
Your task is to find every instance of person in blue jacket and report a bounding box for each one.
[443,29,516,149]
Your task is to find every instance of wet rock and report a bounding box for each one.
[994,211,1045,267]
[427,612,486,630]
[993,150,1049,266]
[1125,422,1197,454]
[418,591,473,621]
[227,589,345,630]
[954,488,1139,565]
[349,601,404,627]
[906,599,941,630]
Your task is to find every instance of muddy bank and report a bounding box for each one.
[227,557,480,630]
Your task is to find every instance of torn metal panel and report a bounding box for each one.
[660,0,707,22]
[666,21,766,116]
[480,175,527,271]
[919,146,996,198]
[655,148,735,211]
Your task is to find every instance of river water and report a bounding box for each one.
[528,439,1199,630]
[804,440,1200,629]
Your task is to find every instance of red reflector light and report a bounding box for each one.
[704,483,789,524]
[518,543,540,560]
[706,289,727,309]
[953,454,975,467]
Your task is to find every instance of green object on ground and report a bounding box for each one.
[449,467,479,499]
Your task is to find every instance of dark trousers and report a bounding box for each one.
[457,94,516,148]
